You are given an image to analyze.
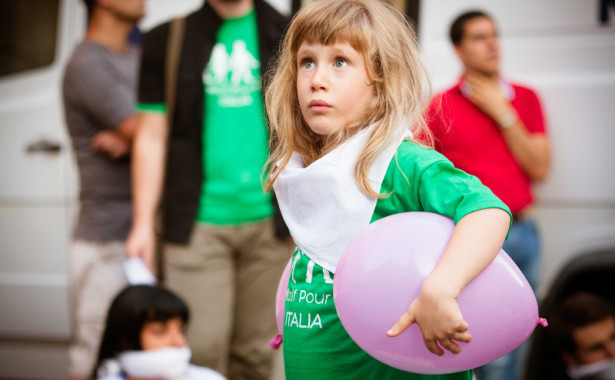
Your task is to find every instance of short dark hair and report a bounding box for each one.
[548,292,615,356]
[93,285,190,378]
[449,10,493,46]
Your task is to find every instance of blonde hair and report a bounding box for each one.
[264,0,432,198]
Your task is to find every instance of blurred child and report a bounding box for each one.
[549,292,615,380]
[94,285,225,380]
[263,0,512,378]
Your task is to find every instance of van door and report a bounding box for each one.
[0,0,84,378]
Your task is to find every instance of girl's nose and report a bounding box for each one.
[171,331,187,347]
[311,66,329,92]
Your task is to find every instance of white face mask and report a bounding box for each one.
[119,346,191,380]
[568,358,615,380]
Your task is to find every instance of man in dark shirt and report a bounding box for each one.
[126,0,291,378]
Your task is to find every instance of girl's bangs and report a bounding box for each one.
[291,6,371,56]
[144,291,189,324]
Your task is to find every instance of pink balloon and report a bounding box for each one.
[333,212,541,374]
[275,258,292,334]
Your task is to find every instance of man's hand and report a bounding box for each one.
[464,73,512,121]
[92,130,130,159]
[125,225,156,271]
[465,74,551,180]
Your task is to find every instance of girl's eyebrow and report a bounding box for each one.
[297,46,316,57]
[330,44,360,58]
[297,44,359,58]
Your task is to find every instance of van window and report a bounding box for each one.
[0,0,60,77]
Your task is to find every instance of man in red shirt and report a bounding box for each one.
[427,10,551,380]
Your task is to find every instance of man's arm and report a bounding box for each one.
[499,119,550,181]
[65,56,140,159]
[125,113,168,269]
[91,114,139,158]
[126,20,171,267]
[465,73,551,181]
[116,113,139,140]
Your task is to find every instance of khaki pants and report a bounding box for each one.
[164,219,291,380]
[68,240,128,378]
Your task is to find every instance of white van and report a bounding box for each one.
[0,0,82,378]
[0,0,207,378]
[0,0,613,379]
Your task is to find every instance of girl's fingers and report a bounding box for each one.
[439,338,461,355]
[455,319,469,333]
[387,310,416,337]
[451,331,472,343]
[424,339,444,356]
[428,333,471,356]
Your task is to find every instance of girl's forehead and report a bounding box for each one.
[144,316,184,325]
[296,40,362,55]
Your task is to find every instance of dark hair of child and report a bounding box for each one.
[92,285,190,379]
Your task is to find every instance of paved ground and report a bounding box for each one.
[0,342,286,380]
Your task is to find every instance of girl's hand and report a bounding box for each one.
[386,281,473,356]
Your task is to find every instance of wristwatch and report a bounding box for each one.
[498,111,517,129]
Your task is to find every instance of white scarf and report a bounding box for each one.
[98,347,191,380]
[568,358,615,380]
[274,123,410,272]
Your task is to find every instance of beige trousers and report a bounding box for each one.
[68,240,128,378]
[164,219,291,380]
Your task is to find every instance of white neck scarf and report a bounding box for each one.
[274,123,411,272]
[98,346,192,380]
[568,358,615,380]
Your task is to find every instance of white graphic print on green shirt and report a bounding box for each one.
[198,9,273,225]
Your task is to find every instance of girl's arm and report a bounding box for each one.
[386,207,511,355]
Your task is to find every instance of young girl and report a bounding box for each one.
[264,0,512,379]
[94,285,225,380]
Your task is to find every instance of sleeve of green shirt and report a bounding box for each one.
[416,157,512,224]
[377,141,512,229]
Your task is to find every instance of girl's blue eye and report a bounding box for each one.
[303,59,315,69]
[334,59,348,68]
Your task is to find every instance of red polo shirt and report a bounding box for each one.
[426,79,547,214]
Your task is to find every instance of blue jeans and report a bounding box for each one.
[475,219,541,380]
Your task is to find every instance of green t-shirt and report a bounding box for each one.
[282,141,510,379]
[197,9,272,225]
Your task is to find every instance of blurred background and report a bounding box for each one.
[0,0,613,379]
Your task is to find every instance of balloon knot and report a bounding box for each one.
[537,317,548,327]
[270,334,283,350]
